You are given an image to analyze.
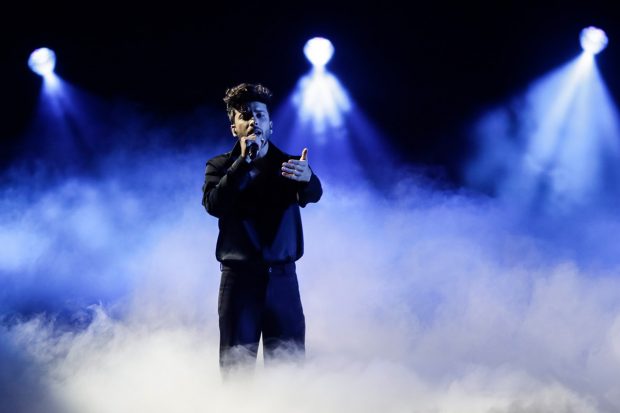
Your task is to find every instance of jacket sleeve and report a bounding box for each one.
[202,155,252,217]
[297,168,323,207]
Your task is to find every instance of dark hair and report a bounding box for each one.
[223,83,273,123]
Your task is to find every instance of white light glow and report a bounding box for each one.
[28,47,57,77]
[580,26,608,55]
[303,37,334,68]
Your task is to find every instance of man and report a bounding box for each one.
[202,83,322,372]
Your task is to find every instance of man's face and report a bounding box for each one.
[231,101,272,152]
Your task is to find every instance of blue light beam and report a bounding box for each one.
[24,48,104,168]
[293,71,352,139]
[466,52,620,215]
[273,38,397,186]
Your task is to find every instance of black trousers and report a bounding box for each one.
[218,261,305,370]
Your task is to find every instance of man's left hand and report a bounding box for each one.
[282,148,311,182]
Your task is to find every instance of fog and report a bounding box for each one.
[1,106,620,412]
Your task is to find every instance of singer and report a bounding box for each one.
[201,83,322,374]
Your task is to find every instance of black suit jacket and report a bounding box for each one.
[202,141,322,264]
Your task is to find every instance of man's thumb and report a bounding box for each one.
[300,147,308,161]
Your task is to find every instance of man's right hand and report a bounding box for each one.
[240,134,258,160]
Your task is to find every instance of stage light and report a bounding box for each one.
[303,37,334,68]
[28,47,57,77]
[580,26,608,55]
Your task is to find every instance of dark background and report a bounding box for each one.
[2,2,619,183]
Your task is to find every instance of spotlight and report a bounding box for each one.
[28,47,57,77]
[303,37,334,68]
[580,26,608,55]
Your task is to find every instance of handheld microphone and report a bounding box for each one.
[247,141,259,160]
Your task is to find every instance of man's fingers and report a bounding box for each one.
[282,161,306,171]
[300,147,308,161]
[281,171,300,180]
[284,160,307,166]
[281,164,301,175]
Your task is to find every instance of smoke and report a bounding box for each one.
[2,113,620,413]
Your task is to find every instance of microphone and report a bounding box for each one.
[247,141,259,160]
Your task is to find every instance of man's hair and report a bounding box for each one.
[223,83,273,123]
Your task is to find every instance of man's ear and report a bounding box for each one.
[231,124,237,137]
[269,120,273,134]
